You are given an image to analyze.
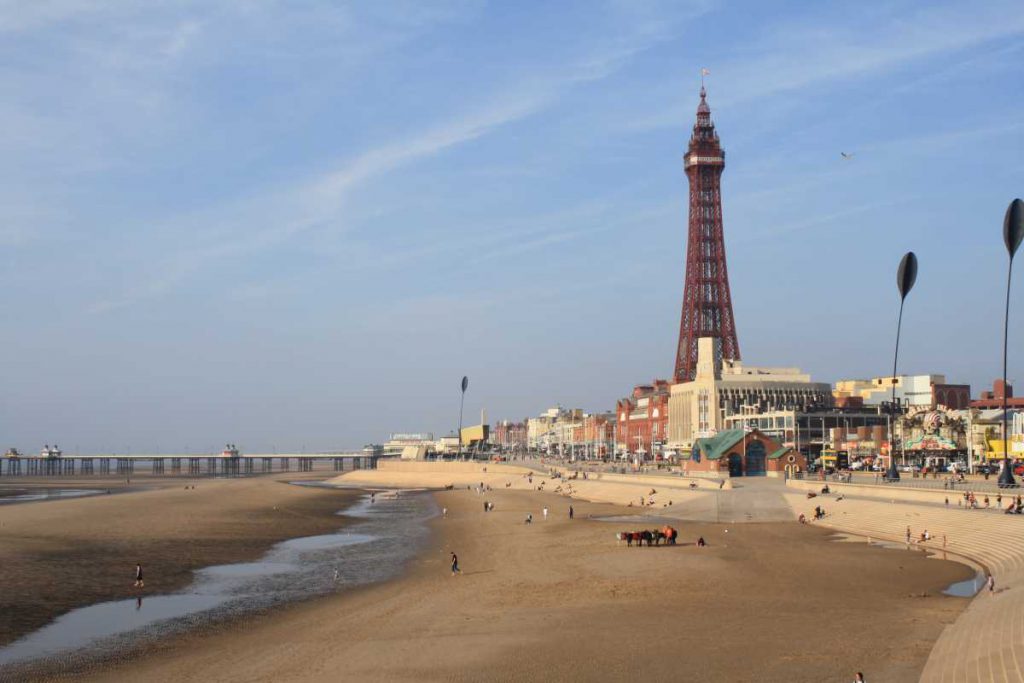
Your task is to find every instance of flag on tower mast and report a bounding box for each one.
[700,67,710,87]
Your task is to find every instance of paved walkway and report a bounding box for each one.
[785,488,1024,682]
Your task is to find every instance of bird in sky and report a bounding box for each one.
[840,152,855,160]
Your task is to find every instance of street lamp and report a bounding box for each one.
[999,199,1023,488]
[458,375,469,460]
[885,251,918,482]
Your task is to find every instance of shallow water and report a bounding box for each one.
[0,491,436,671]
[827,533,984,598]
[943,573,985,597]
[0,488,107,505]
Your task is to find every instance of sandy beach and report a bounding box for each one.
[34,478,971,683]
[0,475,358,649]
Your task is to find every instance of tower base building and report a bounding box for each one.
[668,338,833,454]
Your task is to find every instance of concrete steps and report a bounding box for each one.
[783,492,1024,681]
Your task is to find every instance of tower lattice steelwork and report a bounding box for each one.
[674,86,740,383]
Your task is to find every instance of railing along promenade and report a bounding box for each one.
[0,452,393,477]
[794,470,1017,496]
[785,478,1024,681]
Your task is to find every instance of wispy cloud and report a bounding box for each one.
[84,2,711,314]
[631,1,1024,130]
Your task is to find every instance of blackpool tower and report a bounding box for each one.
[673,85,740,383]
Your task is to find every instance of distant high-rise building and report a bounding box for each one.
[674,86,739,383]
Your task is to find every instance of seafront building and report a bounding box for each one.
[666,338,833,454]
[526,407,582,453]
[834,375,971,410]
[681,427,806,477]
[579,412,615,457]
[615,381,670,457]
[493,420,527,451]
[970,379,1024,409]
[384,433,435,452]
[722,407,890,460]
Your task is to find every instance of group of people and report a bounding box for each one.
[905,526,936,544]
[522,505,574,524]
[627,488,674,509]
[617,526,681,547]
[798,505,828,524]
[957,491,989,509]
[946,490,1024,513]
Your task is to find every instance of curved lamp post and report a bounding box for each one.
[458,375,469,460]
[999,199,1023,488]
[885,251,918,482]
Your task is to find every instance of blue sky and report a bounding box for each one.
[1,0,1023,453]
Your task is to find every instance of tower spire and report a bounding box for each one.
[674,85,739,383]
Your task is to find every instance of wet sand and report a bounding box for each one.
[79,485,973,683]
[0,475,358,648]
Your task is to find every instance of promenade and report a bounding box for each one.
[785,481,1024,682]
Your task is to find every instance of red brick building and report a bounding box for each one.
[932,383,971,409]
[582,413,614,456]
[683,428,806,478]
[493,420,527,450]
[970,380,1024,409]
[616,380,670,457]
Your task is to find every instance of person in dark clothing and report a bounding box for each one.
[450,552,461,575]
[134,563,144,588]
[568,505,574,520]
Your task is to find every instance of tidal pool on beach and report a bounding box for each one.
[0,491,435,673]
[0,488,109,505]
[827,532,984,598]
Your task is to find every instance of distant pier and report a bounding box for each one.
[0,452,391,477]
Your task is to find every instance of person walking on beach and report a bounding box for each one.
[906,526,911,544]
[568,505,574,520]
[987,574,995,593]
[134,562,144,588]
[442,507,448,519]
[450,552,461,576]
[542,507,548,521]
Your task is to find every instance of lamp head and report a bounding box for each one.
[1005,198,1024,259]
[897,251,918,301]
